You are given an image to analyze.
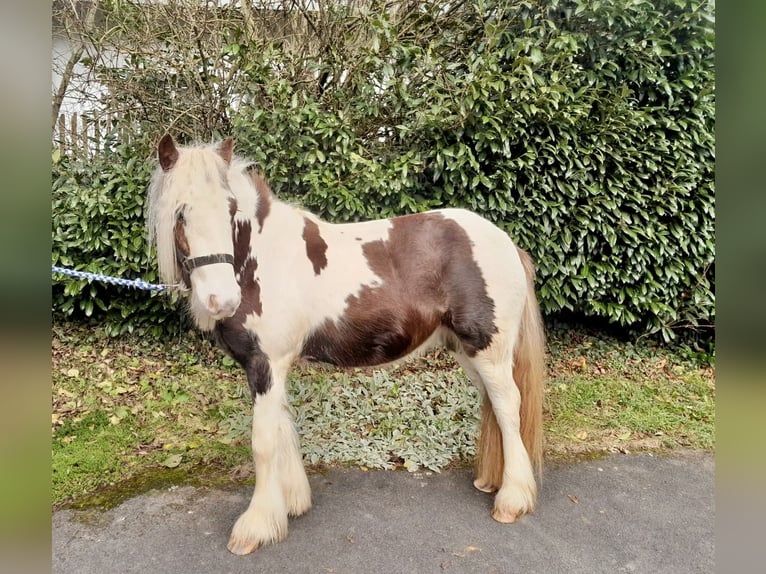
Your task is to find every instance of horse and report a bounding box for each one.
[146,134,546,555]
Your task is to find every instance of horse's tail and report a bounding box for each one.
[475,247,545,488]
[513,246,546,476]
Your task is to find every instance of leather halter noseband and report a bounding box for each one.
[181,253,235,275]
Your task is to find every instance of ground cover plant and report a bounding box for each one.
[51,320,714,509]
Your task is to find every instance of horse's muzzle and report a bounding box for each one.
[206,293,241,319]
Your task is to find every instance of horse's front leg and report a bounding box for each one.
[226,357,310,555]
[276,397,312,518]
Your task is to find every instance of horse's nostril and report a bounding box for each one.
[207,294,219,312]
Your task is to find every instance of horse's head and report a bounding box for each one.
[147,134,242,329]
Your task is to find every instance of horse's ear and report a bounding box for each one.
[218,138,234,165]
[158,134,178,172]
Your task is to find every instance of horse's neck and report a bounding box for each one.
[263,198,324,235]
[229,174,324,249]
[229,166,319,226]
[269,198,308,223]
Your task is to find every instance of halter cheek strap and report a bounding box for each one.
[181,253,235,275]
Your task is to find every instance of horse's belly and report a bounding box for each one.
[300,310,442,368]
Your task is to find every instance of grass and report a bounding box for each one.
[51,321,715,509]
[543,329,715,456]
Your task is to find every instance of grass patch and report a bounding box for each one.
[51,321,714,509]
[546,374,714,454]
[53,410,145,502]
[544,328,714,456]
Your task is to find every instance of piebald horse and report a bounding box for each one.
[147,135,545,555]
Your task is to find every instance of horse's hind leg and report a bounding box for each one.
[463,345,537,523]
[453,351,497,494]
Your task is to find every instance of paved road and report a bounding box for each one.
[52,452,713,574]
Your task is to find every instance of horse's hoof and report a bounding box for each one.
[473,478,498,493]
[227,537,261,556]
[226,508,285,555]
[491,507,519,524]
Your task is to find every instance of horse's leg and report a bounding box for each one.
[454,350,485,395]
[453,351,497,494]
[466,345,537,523]
[276,400,311,517]
[227,361,291,555]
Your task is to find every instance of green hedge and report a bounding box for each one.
[52,0,714,341]
[52,144,189,336]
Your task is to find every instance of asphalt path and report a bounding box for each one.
[52,451,713,573]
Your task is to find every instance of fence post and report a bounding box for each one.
[69,114,78,157]
[57,114,66,157]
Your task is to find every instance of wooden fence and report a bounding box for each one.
[53,112,136,159]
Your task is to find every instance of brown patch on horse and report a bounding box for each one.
[237,256,262,317]
[302,218,328,276]
[233,219,252,271]
[300,213,497,366]
[214,321,271,397]
[248,170,272,233]
[230,218,262,317]
[174,216,190,257]
[174,214,191,284]
[213,204,265,392]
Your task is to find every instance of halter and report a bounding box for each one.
[181,253,235,275]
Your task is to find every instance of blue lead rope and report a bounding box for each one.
[52,265,183,292]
